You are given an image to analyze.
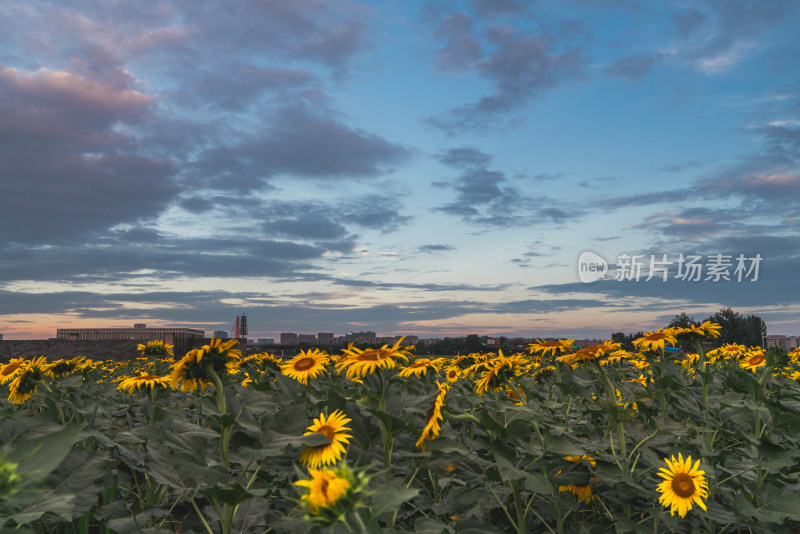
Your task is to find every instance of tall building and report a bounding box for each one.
[298,334,316,344]
[317,332,334,344]
[280,332,298,345]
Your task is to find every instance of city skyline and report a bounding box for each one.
[1,1,799,340]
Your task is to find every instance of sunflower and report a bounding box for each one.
[708,343,746,361]
[556,341,621,366]
[657,453,708,518]
[117,372,171,394]
[6,357,48,404]
[473,352,526,395]
[527,339,576,357]
[44,356,87,378]
[740,351,766,373]
[169,337,241,391]
[137,339,175,356]
[444,365,461,382]
[0,358,26,384]
[300,410,353,468]
[280,349,329,385]
[294,467,351,513]
[398,358,439,378]
[686,321,722,339]
[600,349,631,366]
[557,455,596,503]
[336,338,410,379]
[416,381,449,451]
[632,329,677,352]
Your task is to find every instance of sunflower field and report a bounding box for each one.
[2,326,800,533]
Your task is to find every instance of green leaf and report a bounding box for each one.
[199,483,266,506]
[5,426,86,486]
[368,486,419,519]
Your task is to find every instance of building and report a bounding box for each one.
[317,332,334,344]
[395,335,419,345]
[213,330,229,340]
[280,333,298,345]
[56,324,205,356]
[257,338,275,344]
[766,335,799,350]
[298,334,316,344]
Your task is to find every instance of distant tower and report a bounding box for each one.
[239,314,248,337]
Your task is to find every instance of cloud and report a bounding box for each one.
[428,14,587,133]
[671,9,709,39]
[417,244,456,254]
[603,52,663,80]
[435,147,575,227]
[0,66,180,244]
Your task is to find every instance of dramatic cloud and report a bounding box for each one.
[428,13,587,133]
[434,148,574,227]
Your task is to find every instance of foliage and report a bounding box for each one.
[1,329,800,533]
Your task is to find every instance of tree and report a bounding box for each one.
[704,307,766,346]
[668,312,696,329]
[465,334,482,354]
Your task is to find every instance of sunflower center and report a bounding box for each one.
[748,355,765,365]
[671,473,696,498]
[320,479,329,499]
[354,351,386,361]
[424,405,436,424]
[294,357,316,371]
[316,424,337,440]
[1,362,22,377]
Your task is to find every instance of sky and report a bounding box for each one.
[1,0,799,341]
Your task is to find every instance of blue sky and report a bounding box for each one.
[1,0,799,340]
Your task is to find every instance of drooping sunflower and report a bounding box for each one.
[708,343,746,362]
[416,381,449,451]
[398,357,439,379]
[169,337,241,391]
[6,357,48,404]
[632,328,677,352]
[473,352,526,395]
[557,455,596,503]
[44,356,87,378]
[556,341,621,366]
[656,453,708,518]
[117,372,171,394]
[336,338,410,379]
[687,321,722,339]
[527,339,576,357]
[740,351,766,373]
[137,339,175,356]
[294,467,351,513]
[300,410,353,468]
[281,349,329,385]
[0,358,26,384]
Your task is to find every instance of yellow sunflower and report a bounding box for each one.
[280,350,328,385]
[137,339,175,356]
[557,455,596,503]
[398,358,439,378]
[0,358,26,384]
[294,467,351,513]
[527,339,575,357]
[686,321,722,339]
[300,410,353,468]
[556,341,621,366]
[6,357,48,404]
[117,372,171,394]
[416,381,449,451]
[473,352,525,395]
[657,453,708,518]
[169,337,240,391]
[632,329,677,352]
[444,365,461,382]
[740,351,766,373]
[336,338,410,379]
[44,356,87,378]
